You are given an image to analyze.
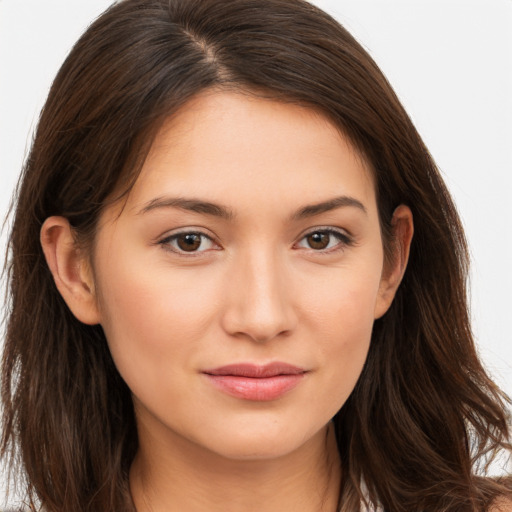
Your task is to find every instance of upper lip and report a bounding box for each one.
[203,362,306,378]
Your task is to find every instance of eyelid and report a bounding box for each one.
[294,226,354,252]
[157,227,221,255]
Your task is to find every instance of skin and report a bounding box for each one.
[41,90,414,512]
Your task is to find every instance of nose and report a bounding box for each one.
[220,248,298,343]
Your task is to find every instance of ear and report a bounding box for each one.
[40,216,101,325]
[374,205,414,319]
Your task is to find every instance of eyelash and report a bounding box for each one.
[294,227,353,254]
[157,227,353,256]
[158,230,220,256]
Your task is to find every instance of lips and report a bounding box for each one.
[202,362,307,401]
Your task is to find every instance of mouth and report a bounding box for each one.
[202,362,307,401]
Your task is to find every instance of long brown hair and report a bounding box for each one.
[2,0,511,510]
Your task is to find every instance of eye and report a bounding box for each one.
[295,229,351,252]
[159,231,218,254]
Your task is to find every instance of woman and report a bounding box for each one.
[1,0,511,510]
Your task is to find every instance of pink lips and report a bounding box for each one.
[203,362,306,401]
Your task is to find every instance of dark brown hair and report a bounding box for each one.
[2,0,511,510]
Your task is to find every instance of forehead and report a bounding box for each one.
[124,90,376,217]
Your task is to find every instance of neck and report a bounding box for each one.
[130,422,341,512]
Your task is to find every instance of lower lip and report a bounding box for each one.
[204,374,305,401]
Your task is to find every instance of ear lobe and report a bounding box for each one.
[40,216,101,325]
[374,205,414,319]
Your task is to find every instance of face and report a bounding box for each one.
[90,90,396,461]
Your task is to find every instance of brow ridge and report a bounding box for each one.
[138,194,366,220]
[292,195,367,220]
[139,197,234,219]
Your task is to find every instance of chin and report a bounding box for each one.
[210,442,300,462]
[199,420,328,463]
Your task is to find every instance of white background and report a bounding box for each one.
[1,0,511,505]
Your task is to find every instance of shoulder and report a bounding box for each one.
[490,497,512,512]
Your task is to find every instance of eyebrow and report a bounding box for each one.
[138,197,234,219]
[291,195,367,220]
[138,195,366,220]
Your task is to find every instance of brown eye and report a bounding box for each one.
[176,233,202,252]
[161,232,216,254]
[296,229,351,252]
[306,232,330,250]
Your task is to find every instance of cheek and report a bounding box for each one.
[93,249,221,396]
[303,250,383,338]
[321,294,374,387]
[303,259,382,407]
